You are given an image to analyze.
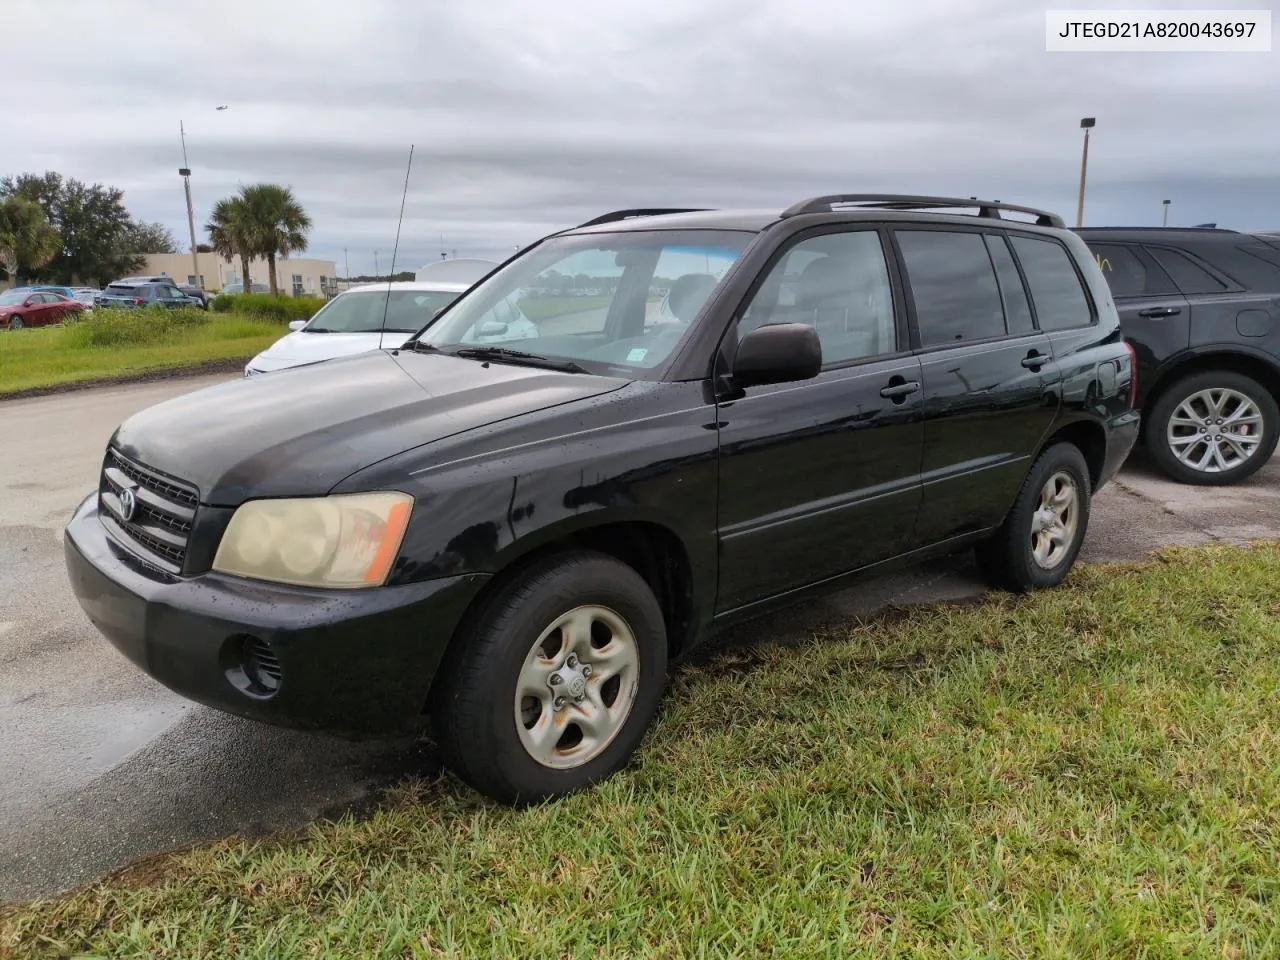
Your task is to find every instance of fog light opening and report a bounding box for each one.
[225,633,283,698]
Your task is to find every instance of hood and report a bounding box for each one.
[111,349,627,506]
[251,329,412,368]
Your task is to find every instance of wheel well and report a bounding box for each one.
[442,521,696,665]
[1144,354,1280,424]
[1042,420,1107,489]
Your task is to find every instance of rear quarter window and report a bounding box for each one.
[1009,235,1094,331]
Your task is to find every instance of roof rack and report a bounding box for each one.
[1073,225,1239,234]
[780,194,1066,228]
[575,208,711,228]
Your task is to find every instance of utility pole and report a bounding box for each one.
[1162,199,1171,227]
[179,121,199,286]
[1075,117,1095,229]
[374,250,379,278]
[344,248,349,277]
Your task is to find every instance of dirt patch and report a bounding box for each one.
[0,358,248,403]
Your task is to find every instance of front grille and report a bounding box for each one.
[99,448,199,573]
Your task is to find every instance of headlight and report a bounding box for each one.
[212,491,413,588]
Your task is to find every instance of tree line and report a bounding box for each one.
[0,171,314,297]
[0,172,179,287]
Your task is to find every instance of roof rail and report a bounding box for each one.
[1074,225,1239,234]
[575,208,712,229]
[780,194,1066,229]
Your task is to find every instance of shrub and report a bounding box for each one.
[209,292,324,322]
[63,305,209,348]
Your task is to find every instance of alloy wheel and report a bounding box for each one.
[1030,470,1079,570]
[1166,387,1264,475]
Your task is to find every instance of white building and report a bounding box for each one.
[140,253,340,297]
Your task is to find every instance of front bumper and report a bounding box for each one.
[64,494,489,736]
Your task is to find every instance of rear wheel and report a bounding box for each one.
[430,551,668,805]
[1146,371,1278,485]
[975,442,1091,592]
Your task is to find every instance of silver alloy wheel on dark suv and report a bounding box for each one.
[1147,371,1280,486]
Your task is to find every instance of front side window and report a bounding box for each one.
[1144,246,1228,295]
[307,289,461,333]
[896,230,1006,346]
[737,229,897,364]
[1009,235,1094,331]
[419,230,753,376]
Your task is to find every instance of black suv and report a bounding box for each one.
[64,195,1138,804]
[96,280,202,309]
[1077,227,1280,485]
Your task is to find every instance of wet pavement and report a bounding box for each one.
[2,375,1279,904]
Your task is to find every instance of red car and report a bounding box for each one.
[0,289,85,329]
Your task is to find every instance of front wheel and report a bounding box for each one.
[1146,371,1279,485]
[976,442,1092,592]
[430,551,668,805]
[8,316,23,330]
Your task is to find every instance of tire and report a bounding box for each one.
[8,316,23,330]
[975,442,1092,592]
[430,551,668,805]
[1145,371,1279,486]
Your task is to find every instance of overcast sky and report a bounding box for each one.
[7,0,1279,275]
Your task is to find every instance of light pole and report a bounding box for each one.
[179,121,199,286]
[374,251,379,278]
[1075,117,1095,229]
[1162,199,1171,227]
[344,247,349,278]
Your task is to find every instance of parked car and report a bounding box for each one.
[29,284,78,300]
[244,273,507,376]
[64,195,1138,804]
[95,280,204,309]
[0,288,84,329]
[71,288,100,310]
[1077,226,1280,484]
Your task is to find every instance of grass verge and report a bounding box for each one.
[4,543,1280,958]
[0,309,282,397]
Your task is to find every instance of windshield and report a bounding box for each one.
[0,290,29,305]
[418,229,752,376]
[306,289,460,333]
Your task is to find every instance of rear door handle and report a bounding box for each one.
[1021,351,1047,370]
[1137,307,1181,318]
[880,380,920,399]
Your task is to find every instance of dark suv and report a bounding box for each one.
[96,280,202,309]
[64,195,1138,804]
[1077,227,1280,485]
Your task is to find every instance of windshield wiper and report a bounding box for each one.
[409,340,443,353]
[448,345,588,373]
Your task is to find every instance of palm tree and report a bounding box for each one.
[205,196,253,294]
[240,184,312,297]
[0,197,60,285]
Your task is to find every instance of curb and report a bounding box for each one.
[0,358,246,403]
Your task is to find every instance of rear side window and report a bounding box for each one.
[1009,236,1093,331]
[1144,246,1228,295]
[1085,243,1160,299]
[896,230,1005,346]
[984,235,1035,334]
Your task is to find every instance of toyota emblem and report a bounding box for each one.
[119,485,138,522]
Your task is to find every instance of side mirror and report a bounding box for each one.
[731,322,822,388]
[288,320,306,332]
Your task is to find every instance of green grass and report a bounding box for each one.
[4,543,1279,957]
[0,309,283,395]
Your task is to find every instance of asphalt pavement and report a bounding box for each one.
[3,374,1280,904]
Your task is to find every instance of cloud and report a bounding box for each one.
[9,0,1279,272]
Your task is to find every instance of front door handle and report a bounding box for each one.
[1138,306,1181,318]
[880,380,920,399]
[1021,351,1047,370]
